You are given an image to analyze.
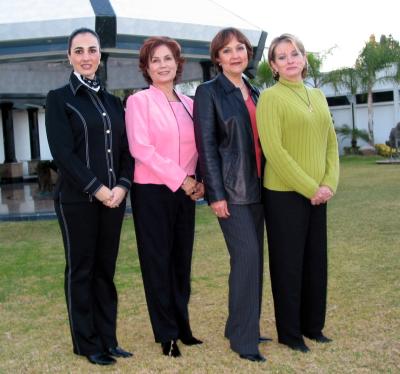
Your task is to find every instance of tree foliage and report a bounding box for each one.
[251,59,275,89]
[355,34,400,143]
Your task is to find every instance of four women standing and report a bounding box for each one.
[46,26,338,365]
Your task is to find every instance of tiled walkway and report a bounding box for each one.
[0,182,132,221]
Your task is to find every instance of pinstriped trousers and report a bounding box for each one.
[218,203,264,355]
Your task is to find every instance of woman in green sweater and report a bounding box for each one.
[256,34,339,353]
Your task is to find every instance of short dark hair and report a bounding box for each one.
[67,28,100,55]
[268,33,308,81]
[139,36,185,84]
[210,27,253,73]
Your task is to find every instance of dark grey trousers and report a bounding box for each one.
[218,203,264,355]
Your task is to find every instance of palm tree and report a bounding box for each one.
[307,52,326,88]
[252,59,275,89]
[355,34,400,144]
[335,124,370,153]
[325,67,362,150]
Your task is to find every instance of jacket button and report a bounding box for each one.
[106,130,110,134]
[107,149,111,153]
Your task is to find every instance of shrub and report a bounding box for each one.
[375,143,396,157]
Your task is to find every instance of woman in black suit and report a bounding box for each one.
[193,27,267,363]
[45,28,134,366]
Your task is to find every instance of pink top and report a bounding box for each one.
[244,94,262,177]
[125,85,198,192]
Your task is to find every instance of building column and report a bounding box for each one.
[1,102,16,163]
[98,53,108,89]
[0,102,23,182]
[393,83,400,125]
[28,108,41,160]
[200,61,214,82]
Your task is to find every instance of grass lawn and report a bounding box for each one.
[1,156,399,373]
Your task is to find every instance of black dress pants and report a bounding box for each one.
[263,189,327,346]
[131,183,195,343]
[55,199,126,356]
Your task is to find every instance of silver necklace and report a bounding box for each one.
[278,81,313,112]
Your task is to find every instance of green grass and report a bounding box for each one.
[1,157,399,373]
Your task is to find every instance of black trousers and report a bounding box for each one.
[55,199,126,355]
[263,189,327,346]
[218,203,264,355]
[131,183,195,343]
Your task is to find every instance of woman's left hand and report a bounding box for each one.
[105,186,127,208]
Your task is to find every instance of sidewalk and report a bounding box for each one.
[0,182,133,221]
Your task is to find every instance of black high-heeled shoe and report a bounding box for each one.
[304,333,332,343]
[86,352,116,365]
[107,346,133,358]
[239,353,266,362]
[161,340,181,357]
[180,336,203,345]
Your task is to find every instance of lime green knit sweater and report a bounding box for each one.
[256,78,339,199]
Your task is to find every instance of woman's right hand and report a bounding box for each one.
[180,176,197,196]
[94,185,114,206]
[210,200,230,219]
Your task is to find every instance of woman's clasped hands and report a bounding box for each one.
[310,185,333,205]
[181,176,205,201]
[94,185,127,208]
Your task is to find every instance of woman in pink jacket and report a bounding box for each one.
[125,36,204,358]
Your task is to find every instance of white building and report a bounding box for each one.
[320,66,400,149]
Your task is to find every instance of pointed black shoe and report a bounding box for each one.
[161,340,181,357]
[239,353,266,362]
[86,352,116,365]
[304,333,332,343]
[108,346,133,358]
[279,337,310,353]
[283,342,310,353]
[180,336,203,345]
[259,336,272,343]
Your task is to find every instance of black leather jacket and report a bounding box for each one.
[193,73,261,204]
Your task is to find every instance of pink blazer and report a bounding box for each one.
[125,85,196,192]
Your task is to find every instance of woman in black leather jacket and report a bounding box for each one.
[193,27,267,363]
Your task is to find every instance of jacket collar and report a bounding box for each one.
[68,72,104,96]
[216,73,258,96]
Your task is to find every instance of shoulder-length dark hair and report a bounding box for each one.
[210,27,253,72]
[139,36,185,84]
[67,28,100,55]
[268,33,308,81]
